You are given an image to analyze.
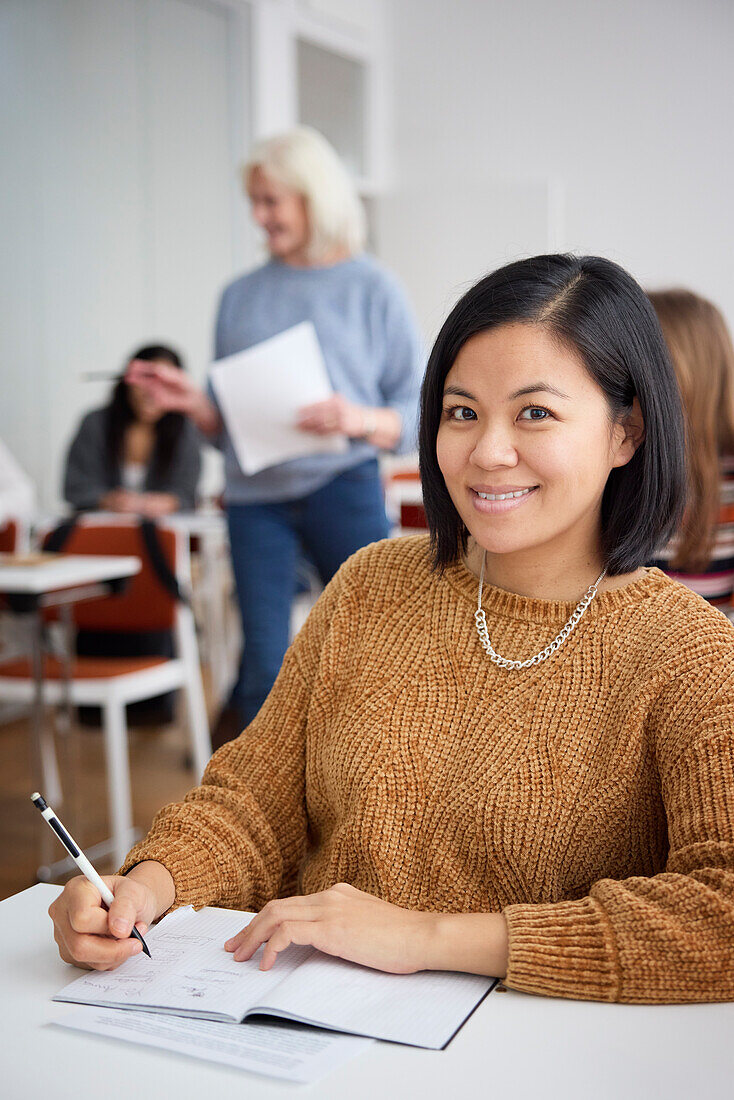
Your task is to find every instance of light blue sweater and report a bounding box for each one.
[209,255,424,504]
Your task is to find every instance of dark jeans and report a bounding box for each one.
[227,459,390,725]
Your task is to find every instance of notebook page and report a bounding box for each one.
[54,906,314,1022]
[252,951,496,1049]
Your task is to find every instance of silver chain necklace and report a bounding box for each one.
[474,551,607,670]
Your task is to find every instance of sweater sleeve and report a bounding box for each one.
[63,410,114,511]
[120,559,355,912]
[502,658,734,1004]
[375,272,424,455]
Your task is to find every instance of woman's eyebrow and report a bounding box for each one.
[443,382,571,402]
[443,385,477,400]
[510,382,571,400]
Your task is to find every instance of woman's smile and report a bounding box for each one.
[470,484,539,514]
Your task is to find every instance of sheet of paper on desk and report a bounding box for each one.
[209,321,348,475]
[49,1004,372,1085]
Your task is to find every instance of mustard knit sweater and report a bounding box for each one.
[123,535,734,1004]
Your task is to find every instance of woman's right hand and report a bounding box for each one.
[126,359,222,435]
[126,359,199,416]
[49,862,174,970]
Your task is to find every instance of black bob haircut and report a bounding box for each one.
[418,253,686,575]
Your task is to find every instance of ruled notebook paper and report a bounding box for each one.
[257,951,495,1048]
[54,905,496,1049]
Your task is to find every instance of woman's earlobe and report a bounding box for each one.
[625,396,646,451]
[611,398,645,468]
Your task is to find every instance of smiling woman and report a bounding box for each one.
[420,256,684,586]
[49,255,734,1009]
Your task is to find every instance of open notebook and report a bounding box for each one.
[54,905,496,1050]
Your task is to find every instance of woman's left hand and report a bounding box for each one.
[224,883,436,974]
[296,395,368,438]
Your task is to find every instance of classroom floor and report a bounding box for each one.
[0,693,211,901]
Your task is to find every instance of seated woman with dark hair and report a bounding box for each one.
[64,344,200,516]
[50,255,734,1006]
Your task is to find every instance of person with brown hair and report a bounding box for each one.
[648,290,734,615]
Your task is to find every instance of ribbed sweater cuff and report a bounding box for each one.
[119,832,226,913]
[503,897,620,1002]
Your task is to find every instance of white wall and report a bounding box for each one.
[0,0,250,509]
[379,0,734,343]
[0,0,390,511]
[3,0,731,507]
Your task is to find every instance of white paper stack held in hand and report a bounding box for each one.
[209,321,348,475]
[53,905,496,1050]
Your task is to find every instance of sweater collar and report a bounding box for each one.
[441,556,670,626]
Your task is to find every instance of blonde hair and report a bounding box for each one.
[244,126,366,262]
[649,289,734,571]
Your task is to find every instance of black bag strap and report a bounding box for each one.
[140,519,189,606]
[44,517,78,553]
[45,515,188,606]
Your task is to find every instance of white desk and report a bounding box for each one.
[0,555,141,793]
[3,885,732,1099]
[0,555,141,875]
[0,553,141,595]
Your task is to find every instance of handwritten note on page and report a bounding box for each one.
[209,321,348,475]
[54,907,305,1022]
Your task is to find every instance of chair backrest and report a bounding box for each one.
[44,522,181,632]
[399,502,428,529]
[0,521,18,553]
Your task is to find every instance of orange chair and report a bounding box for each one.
[0,521,211,866]
[399,501,428,529]
[0,522,23,691]
[0,518,30,645]
[383,466,428,533]
[0,520,18,553]
[0,516,30,553]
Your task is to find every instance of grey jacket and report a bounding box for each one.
[63,408,201,512]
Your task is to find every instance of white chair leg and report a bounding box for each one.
[39,721,63,806]
[204,532,234,708]
[102,696,133,868]
[176,605,211,779]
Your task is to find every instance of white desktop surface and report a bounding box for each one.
[3,885,732,1100]
[0,555,141,594]
[51,510,228,538]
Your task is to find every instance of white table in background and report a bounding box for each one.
[0,554,141,597]
[0,554,141,879]
[0,554,141,798]
[3,885,732,1100]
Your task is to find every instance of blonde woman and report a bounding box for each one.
[648,290,734,614]
[129,128,423,740]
